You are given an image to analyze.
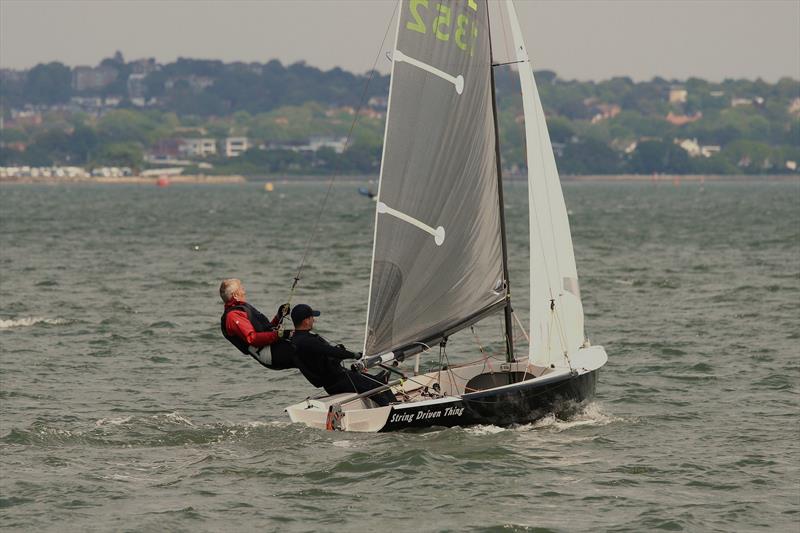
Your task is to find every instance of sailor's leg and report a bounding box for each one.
[347,371,397,406]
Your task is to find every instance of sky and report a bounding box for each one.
[1,0,798,82]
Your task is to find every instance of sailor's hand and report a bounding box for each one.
[277,303,290,318]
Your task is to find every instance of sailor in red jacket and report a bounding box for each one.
[219,278,294,369]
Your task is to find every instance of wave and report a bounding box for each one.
[526,403,622,432]
[463,424,508,436]
[0,316,69,329]
[94,416,133,427]
[2,412,293,448]
[462,403,621,436]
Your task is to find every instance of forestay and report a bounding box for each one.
[504,0,586,366]
[364,0,506,357]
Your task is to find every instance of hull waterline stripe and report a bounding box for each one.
[377,201,445,245]
[393,50,464,95]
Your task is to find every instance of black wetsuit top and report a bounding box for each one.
[291,330,359,388]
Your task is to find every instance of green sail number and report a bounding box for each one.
[405,0,478,53]
[406,0,428,34]
[455,13,469,50]
[434,4,451,41]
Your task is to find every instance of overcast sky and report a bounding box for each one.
[1,0,798,81]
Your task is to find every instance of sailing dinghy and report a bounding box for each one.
[286,0,607,432]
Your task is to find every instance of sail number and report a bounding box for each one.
[406,0,479,55]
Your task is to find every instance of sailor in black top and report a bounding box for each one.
[290,304,396,407]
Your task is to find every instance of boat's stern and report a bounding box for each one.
[285,395,392,432]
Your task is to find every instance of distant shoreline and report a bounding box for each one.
[0,175,246,185]
[1,173,796,185]
[243,173,800,183]
[249,173,800,184]
[558,174,799,182]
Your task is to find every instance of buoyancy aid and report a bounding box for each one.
[220,302,295,370]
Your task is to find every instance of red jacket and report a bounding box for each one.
[223,299,280,347]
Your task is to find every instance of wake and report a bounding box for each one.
[529,403,622,432]
[0,316,69,329]
[464,403,621,436]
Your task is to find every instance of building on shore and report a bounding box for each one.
[225,137,250,157]
[72,65,118,92]
[669,87,688,104]
[666,112,702,126]
[181,138,217,158]
[675,138,721,158]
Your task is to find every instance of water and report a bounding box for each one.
[1,180,798,531]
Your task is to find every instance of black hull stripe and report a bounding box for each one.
[379,368,599,432]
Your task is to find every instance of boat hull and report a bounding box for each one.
[379,367,598,432]
[285,346,608,432]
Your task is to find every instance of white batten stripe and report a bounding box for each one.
[377,201,445,246]
[393,50,464,95]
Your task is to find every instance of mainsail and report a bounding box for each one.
[364,0,506,357]
[504,0,586,366]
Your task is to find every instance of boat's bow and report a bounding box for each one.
[567,345,609,375]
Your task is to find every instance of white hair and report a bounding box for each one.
[219,278,242,303]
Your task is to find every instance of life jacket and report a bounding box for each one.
[220,302,295,370]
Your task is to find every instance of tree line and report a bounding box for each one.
[1,54,798,175]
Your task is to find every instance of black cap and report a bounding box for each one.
[291,304,320,325]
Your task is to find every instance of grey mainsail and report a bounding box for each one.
[364,0,506,357]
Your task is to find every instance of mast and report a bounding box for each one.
[487,1,515,363]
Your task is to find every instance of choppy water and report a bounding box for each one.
[1,180,798,532]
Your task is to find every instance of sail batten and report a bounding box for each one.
[364,0,506,358]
